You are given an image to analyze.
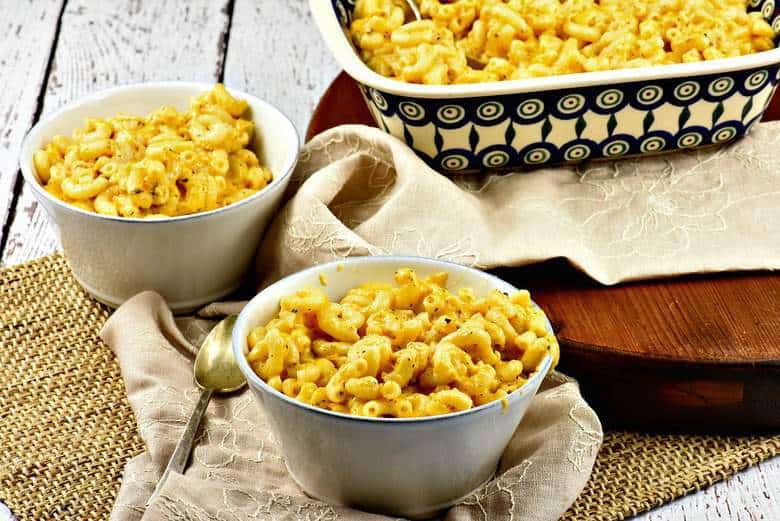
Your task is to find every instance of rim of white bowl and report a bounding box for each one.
[19,81,300,224]
[233,255,554,424]
[310,0,780,98]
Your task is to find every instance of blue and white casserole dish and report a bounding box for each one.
[311,0,780,174]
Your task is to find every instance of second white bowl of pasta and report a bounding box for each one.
[19,82,299,312]
[233,256,557,519]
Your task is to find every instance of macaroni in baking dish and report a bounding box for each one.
[349,0,776,84]
[246,268,559,418]
[33,85,272,217]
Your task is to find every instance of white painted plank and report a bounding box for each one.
[0,0,63,254]
[223,0,340,137]
[1,0,232,265]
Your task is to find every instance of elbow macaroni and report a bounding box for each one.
[34,84,273,217]
[247,268,560,418]
[349,0,776,84]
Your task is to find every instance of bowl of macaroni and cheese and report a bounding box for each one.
[233,256,557,518]
[19,82,299,312]
[311,0,780,173]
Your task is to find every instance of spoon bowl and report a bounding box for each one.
[194,315,245,393]
[147,315,245,507]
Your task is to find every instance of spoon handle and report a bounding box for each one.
[146,387,213,507]
[404,0,422,20]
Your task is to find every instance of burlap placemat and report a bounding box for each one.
[0,255,778,521]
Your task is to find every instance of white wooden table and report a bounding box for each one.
[0,1,777,519]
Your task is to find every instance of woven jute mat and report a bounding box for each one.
[1,255,778,521]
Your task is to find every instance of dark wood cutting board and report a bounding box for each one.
[307,72,780,431]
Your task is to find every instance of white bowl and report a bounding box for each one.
[19,82,299,313]
[233,256,553,519]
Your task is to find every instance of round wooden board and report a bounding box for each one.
[307,72,780,431]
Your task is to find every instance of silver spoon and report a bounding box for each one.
[146,315,245,506]
[403,0,485,70]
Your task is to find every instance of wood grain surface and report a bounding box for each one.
[0,1,777,519]
[0,0,64,260]
[224,0,340,135]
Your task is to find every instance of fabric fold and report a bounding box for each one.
[257,124,780,286]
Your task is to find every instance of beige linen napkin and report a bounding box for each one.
[102,292,602,521]
[257,123,780,285]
